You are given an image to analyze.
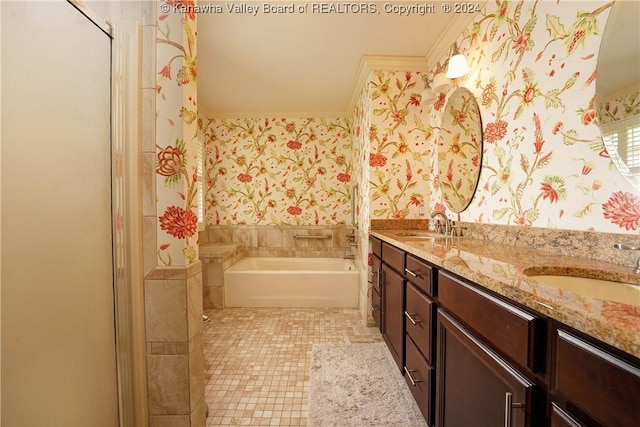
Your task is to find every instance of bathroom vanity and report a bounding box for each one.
[370,231,640,427]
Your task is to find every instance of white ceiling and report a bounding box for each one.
[197,5,477,117]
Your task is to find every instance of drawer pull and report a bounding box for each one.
[404,367,421,386]
[504,392,524,427]
[404,311,421,325]
[405,268,420,278]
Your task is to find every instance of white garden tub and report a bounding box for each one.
[224,257,358,308]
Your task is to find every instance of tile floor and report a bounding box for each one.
[203,308,383,426]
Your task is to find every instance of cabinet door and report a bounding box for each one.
[382,264,404,371]
[436,309,537,427]
[554,329,640,427]
[371,286,382,333]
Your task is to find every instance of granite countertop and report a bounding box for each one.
[370,230,640,359]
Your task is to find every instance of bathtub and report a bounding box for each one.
[224,257,359,308]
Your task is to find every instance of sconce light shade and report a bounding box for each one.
[432,73,451,92]
[421,87,437,105]
[446,54,471,79]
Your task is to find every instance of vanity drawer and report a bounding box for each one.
[371,237,382,258]
[554,329,640,427]
[405,335,434,423]
[371,286,382,332]
[371,254,381,294]
[550,403,584,427]
[438,271,538,371]
[382,242,404,275]
[405,282,435,364]
[405,254,435,296]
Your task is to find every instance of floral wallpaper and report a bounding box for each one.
[354,0,639,234]
[598,91,640,125]
[450,0,640,233]
[367,70,433,219]
[352,83,371,233]
[200,117,352,225]
[437,87,483,213]
[155,1,199,265]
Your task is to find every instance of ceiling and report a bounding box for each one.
[197,6,476,117]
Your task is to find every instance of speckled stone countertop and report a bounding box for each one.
[371,230,640,359]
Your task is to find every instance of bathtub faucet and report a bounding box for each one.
[614,243,640,273]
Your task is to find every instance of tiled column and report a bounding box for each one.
[143,1,204,425]
[145,263,205,425]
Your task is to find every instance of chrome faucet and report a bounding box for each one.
[430,211,451,236]
[613,243,640,273]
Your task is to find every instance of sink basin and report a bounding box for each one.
[388,231,446,240]
[526,274,640,307]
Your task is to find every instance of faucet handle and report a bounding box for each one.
[614,243,640,250]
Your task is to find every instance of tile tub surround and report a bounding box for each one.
[203,308,383,426]
[370,230,640,359]
[199,243,244,310]
[200,225,356,259]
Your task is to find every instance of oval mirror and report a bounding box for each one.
[596,0,640,191]
[437,87,483,212]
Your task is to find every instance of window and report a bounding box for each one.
[197,135,204,229]
[602,115,640,177]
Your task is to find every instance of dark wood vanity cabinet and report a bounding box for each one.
[436,270,544,427]
[370,240,382,332]
[405,279,437,424]
[373,237,640,427]
[436,309,538,427]
[380,242,406,371]
[552,329,640,427]
[382,263,404,371]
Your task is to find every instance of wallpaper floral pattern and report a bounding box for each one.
[598,91,640,125]
[197,0,638,235]
[155,1,199,265]
[437,87,483,213]
[201,117,352,225]
[368,70,433,219]
[360,0,638,234]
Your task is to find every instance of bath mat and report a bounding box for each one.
[307,342,428,427]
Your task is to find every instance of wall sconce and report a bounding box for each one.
[446,52,470,79]
[421,87,436,105]
[432,73,452,92]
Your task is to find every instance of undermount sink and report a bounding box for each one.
[524,271,640,307]
[388,231,447,240]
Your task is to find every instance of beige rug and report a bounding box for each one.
[308,343,428,427]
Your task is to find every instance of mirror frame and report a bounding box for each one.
[595,0,640,191]
[437,87,484,212]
